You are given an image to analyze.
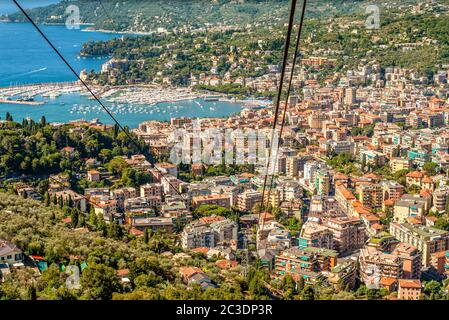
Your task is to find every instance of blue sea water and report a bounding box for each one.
[0,94,243,128]
[0,22,243,127]
[0,22,124,86]
[0,0,61,15]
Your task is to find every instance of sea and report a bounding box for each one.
[0,21,244,128]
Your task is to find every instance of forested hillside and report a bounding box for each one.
[2,0,423,32]
[0,192,259,300]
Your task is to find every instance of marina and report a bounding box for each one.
[0,82,247,128]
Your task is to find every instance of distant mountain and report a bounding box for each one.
[0,0,60,15]
[1,0,420,32]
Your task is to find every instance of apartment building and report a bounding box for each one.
[390,222,449,266]
[335,183,356,215]
[161,176,185,195]
[140,183,163,198]
[381,180,405,202]
[359,246,403,286]
[210,219,238,245]
[358,183,383,209]
[237,190,262,212]
[94,199,119,223]
[315,170,331,196]
[390,158,411,173]
[330,140,354,155]
[154,162,178,177]
[181,222,215,249]
[393,195,429,223]
[192,194,231,209]
[405,171,435,190]
[286,156,306,178]
[210,185,240,207]
[181,219,237,249]
[111,187,137,211]
[277,180,303,202]
[130,216,173,233]
[360,150,387,168]
[327,260,357,290]
[432,187,449,213]
[298,222,334,250]
[52,189,87,212]
[391,242,422,279]
[84,188,110,199]
[274,246,338,284]
[324,217,366,254]
[125,197,160,212]
[161,200,192,228]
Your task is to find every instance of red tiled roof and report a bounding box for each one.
[117,269,129,277]
[380,277,397,287]
[192,247,210,254]
[179,266,202,279]
[129,227,144,236]
[399,279,421,289]
[216,260,238,269]
[406,171,424,178]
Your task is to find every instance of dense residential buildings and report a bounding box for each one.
[359,246,403,285]
[274,246,338,284]
[237,190,263,212]
[324,217,366,254]
[389,222,449,266]
[192,194,231,209]
[181,218,238,250]
[3,0,449,301]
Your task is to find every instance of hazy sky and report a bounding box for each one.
[0,0,61,15]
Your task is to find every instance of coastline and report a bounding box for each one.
[81,27,154,36]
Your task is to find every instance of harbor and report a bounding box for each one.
[0,82,247,127]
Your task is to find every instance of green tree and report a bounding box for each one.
[80,263,121,300]
[423,162,439,176]
[44,192,50,207]
[282,274,296,299]
[301,285,315,300]
[40,116,47,127]
[25,284,37,300]
[89,208,98,228]
[297,276,305,292]
[108,220,124,240]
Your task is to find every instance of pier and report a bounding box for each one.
[0,99,46,106]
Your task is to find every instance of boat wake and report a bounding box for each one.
[3,67,48,80]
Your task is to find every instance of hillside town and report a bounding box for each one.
[3,58,449,300]
[2,0,449,302]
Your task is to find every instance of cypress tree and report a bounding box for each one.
[26,285,37,300]
[89,209,98,228]
[44,192,50,207]
[40,116,46,127]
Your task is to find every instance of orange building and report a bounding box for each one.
[398,279,422,300]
